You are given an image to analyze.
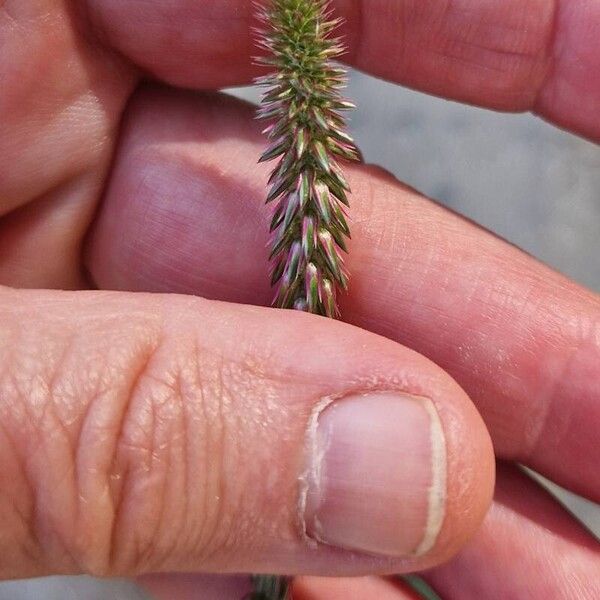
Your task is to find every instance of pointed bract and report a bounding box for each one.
[253,0,360,583]
[255,0,358,320]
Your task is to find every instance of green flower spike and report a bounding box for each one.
[255,0,359,319]
[251,2,359,596]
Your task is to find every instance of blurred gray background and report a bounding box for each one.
[3,71,598,599]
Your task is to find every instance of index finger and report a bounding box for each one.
[87,0,600,141]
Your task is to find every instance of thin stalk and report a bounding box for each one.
[251,1,358,598]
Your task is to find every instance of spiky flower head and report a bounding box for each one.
[255,0,359,318]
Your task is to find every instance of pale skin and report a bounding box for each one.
[0,1,599,599]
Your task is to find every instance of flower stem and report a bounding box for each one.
[247,575,292,600]
[251,1,358,598]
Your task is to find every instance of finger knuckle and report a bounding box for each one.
[82,320,231,576]
[0,295,251,577]
[80,306,238,576]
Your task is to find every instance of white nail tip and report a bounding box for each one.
[414,397,447,556]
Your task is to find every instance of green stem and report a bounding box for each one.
[248,575,292,600]
[251,0,357,597]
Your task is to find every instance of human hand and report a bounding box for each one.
[1,2,598,599]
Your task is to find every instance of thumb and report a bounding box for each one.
[0,287,494,578]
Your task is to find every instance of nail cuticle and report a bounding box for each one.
[298,395,337,548]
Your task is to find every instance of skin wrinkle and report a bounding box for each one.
[5,326,86,573]
[347,0,364,65]
[37,372,88,569]
[214,363,248,560]
[133,356,191,570]
[525,344,576,462]
[442,3,549,55]
[151,366,200,569]
[228,360,270,548]
[498,284,576,453]
[528,315,600,458]
[124,381,177,571]
[128,376,167,573]
[160,367,191,565]
[486,285,595,458]
[532,0,560,111]
[437,15,544,70]
[9,377,79,571]
[412,268,560,455]
[188,347,228,566]
[190,336,210,561]
[345,0,554,108]
[0,419,41,572]
[105,340,160,575]
[121,359,199,573]
[426,43,535,77]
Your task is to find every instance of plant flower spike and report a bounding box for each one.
[256,0,359,319]
[251,1,358,598]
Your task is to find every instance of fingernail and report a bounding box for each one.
[301,392,446,557]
